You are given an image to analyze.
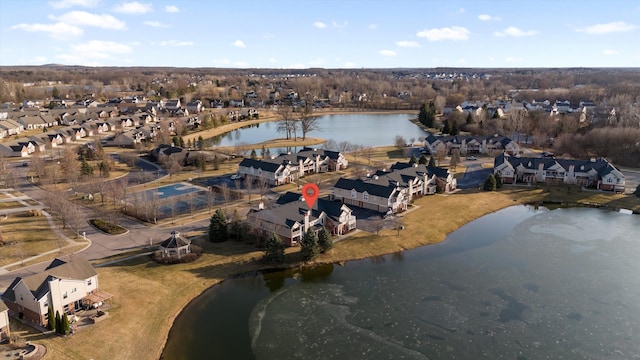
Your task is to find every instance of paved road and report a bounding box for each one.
[0,157,208,292]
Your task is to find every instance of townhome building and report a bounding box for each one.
[493,154,625,192]
[332,162,453,214]
[247,191,357,246]
[425,133,519,156]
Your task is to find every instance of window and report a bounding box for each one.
[87,279,92,286]
[363,193,369,201]
[63,292,68,299]
[350,189,357,199]
[71,288,77,293]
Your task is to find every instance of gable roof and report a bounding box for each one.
[239,158,284,173]
[276,191,348,221]
[2,258,97,302]
[497,154,623,178]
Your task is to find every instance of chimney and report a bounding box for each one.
[304,209,311,232]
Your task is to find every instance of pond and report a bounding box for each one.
[161,206,640,359]
[207,113,426,150]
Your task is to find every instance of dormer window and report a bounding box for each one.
[351,189,357,199]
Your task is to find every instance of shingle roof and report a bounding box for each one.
[2,258,97,302]
[499,155,621,178]
[160,231,191,249]
[239,158,283,173]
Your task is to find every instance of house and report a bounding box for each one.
[247,192,356,246]
[156,231,191,259]
[150,144,189,163]
[165,99,181,111]
[18,115,47,130]
[0,119,24,136]
[186,100,203,114]
[237,158,296,186]
[1,258,111,327]
[0,301,9,341]
[493,154,625,192]
[0,141,34,157]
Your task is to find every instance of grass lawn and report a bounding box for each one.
[0,211,65,267]
[18,185,639,360]
[0,201,24,210]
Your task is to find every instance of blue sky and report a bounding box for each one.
[1,0,639,68]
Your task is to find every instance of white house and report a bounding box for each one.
[2,258,110,327]
[0,301,9,341]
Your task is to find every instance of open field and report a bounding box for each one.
[11,184,638,360]
[0,211,65,267]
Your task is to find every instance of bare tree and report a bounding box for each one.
[338,141,351,154]
[255,177,270,202]
[245,174,254,204]
[59,146,80,185]
[361,146,375,166]
[449,149,461,172]
[276,107,298,140]
[298,106,319,140]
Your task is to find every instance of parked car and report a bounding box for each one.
[230,174,243,180]
[466,156,477,160]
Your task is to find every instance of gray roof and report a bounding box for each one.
[160,231,191,249]
[239,158,284,173]
[495,154,621,178]
[3,258,97,302]
[0,299,8,312]
[276,191,348,221]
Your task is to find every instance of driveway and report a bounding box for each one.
[457,160,492,189]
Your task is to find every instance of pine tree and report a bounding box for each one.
[318,227,333,252]
[495,172,503,188]
[300,228,319,261]
[425,101,436,128]
[250,148,257,159]
[55,310,62,335]
[428,155,436,167]
[466,112,474,124]
[450,121,459,135]
[418,103,427,125]
[212,155,220,170]
[634,184,640,197]
[47,306,56,331]
[418,154,428,165]
[262,233,285,264]
[442,119,451,134]
[484,174,497,191]
[409,155,418,164]
[209,209,228,242]
[80,160,93,176]
[197,135,204,149]
[61,313,70,335]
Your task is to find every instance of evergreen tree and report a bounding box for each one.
[418,103,427,125]
[47,306,56,331]
[209,209,228,243]
[55,310,62,335]
[80,160,93,176]
[466,112,474,124]
[197,135,204,150]
[418,154,428,165]
[52,86,60,99]
[300,228,319,261]
[495,172,503,188]
[425,101,436,128]
[450,121,459,135]
[99,161,110,177]
[260,146,266,159]
[250,148,257,159]
[428,155,436,167]
[179,137,185,148]
[262,233,285,264]
[484,174,497,191]
[172,136,180,147]
[265,148,271,159]
[409,155,418,164]
[61,313,70,335]
[442,119,451,134]
[318,227,333,252]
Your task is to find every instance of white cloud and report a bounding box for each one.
[48,0,99,8]
[577,21,637,34]
[332,21,348,29]
[233,40,246,48]
[369,24,377,30]
[52,11,126,29]
[314,21,327,29]
[11,22,83,39]
[113,1,152,14]
[144,21,169,28]
[396,40,421,48]
[416,26,470,41]
[603,49,619,55]
[164,5,180,13]
[478,14,501,21]
[160,40,193,46]
[494,26,539,37]
[379,50,396,56]
[57,40,132,64]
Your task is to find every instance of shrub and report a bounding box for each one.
[89,219,127,235]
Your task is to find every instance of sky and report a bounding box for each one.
[1,0,639,69]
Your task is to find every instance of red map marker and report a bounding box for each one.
[302,183,319,209]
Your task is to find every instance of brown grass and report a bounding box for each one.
[0,211,64,267]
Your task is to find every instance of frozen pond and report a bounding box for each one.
[162,206,640,359]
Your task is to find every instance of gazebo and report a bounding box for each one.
[157,231,191,259]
